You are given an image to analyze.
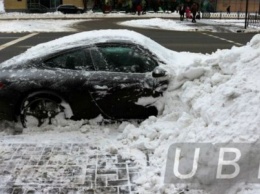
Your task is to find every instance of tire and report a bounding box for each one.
[20,95,65,128]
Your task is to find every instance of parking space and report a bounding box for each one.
[0,33,37,63]
[0,34,28,45]
[0,33,72,63]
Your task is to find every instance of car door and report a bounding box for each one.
[43,47,101,119]
[87,43,168,119]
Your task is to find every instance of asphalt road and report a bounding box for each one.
[0,18,257,63]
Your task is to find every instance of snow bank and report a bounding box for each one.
[116,34,260,193]
[119,18,260,33]
[0,0,4,13]
[120,18,198,31]
[0,19,87,33]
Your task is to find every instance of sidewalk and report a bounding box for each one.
[0,143,147,194]
[0,12,181,20]
[0,11,252,20]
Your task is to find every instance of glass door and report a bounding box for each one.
[50,0,63,8]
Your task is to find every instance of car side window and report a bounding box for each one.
[44,49,94,71]
[90,45,158,73]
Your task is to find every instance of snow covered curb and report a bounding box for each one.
[0,11,181,20]
[0,19,90,33]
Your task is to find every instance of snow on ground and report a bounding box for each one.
[0,0,4,14]
[0,16,259,33]
[120,18,201,31]
[119,18,260,33]
[0,19,90,32]
[0,15,260,193]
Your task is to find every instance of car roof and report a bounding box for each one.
[1,29,171,68]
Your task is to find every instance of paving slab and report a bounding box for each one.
[0,143,144,194]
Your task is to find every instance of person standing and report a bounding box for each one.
[226,5,231,14]
[185,6,191,20]
[136,3,142,15]
[190,2,198,23]
[179,3,185,21]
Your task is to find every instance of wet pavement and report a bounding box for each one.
[0,143,143,194]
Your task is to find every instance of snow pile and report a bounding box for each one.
[0,19,88,33]
[0,11,180,19]
[115,34,260,193]
[0,0,4,13]
[119,18,260,33]
[120,18,198,31]
[119,18,217,32]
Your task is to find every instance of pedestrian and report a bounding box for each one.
[136,3,142,15]
[185,6,191,20]
[190,2,198,23]
[226,5,231,14]
[179,3,185,21]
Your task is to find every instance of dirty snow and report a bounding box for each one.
[0,12,259,33]
[119,18,260,33]
[0,15,260,193]
[0,18,258,33]
[120,18,199,31]
[0,19,89,32]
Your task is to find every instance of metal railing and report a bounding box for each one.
[247,12,260,28]
[202,11,246,20]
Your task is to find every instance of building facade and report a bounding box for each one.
[216,0,260,13]
[4,0,85,12]
[3,0,260,13]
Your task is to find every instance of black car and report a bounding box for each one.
[57,5,84,14]
[0,30,169,129]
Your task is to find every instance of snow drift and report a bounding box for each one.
[121,34,260,193]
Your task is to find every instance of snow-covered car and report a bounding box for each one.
[56,5,84,14]
[0,30,170,128]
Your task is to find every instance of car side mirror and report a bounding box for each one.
[152,67,167,78]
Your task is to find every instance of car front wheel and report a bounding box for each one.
[20,95,66,128]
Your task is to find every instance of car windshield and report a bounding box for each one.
[90,44,158,73]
